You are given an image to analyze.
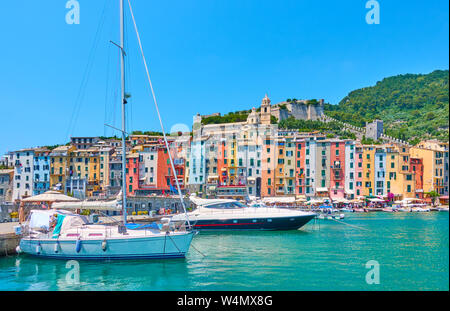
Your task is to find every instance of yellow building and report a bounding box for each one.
[385,144,415,199]
[362,145,375,196]
[49,145,75,190]
[410,140,448,195]
[275,138,285,195]
[70,148,101,196]
[226,138,239,184]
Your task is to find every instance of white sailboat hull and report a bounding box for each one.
[19,231,195,260]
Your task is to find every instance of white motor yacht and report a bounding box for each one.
[171,196,316,231]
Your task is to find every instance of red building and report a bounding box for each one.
[125,144,186,196]
[330,141,346,199]
[410,157,424,199]
[125,153,140,195]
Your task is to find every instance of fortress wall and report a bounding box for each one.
[288,103,309,120]
[308,104,324,120]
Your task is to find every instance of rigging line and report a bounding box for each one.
[70,7,108,137]
[127,0,191,229]
[66,0,109,139]
[166,233,183,255]
[104,43,112,137]
[67,0,108,139]
[110,49,121,135]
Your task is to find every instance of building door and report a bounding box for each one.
[256,177,261,198]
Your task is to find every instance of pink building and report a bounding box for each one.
[355,144,364,198]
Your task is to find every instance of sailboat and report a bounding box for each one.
[16,0,196,260]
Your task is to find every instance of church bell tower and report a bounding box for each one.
[260,94,271,125]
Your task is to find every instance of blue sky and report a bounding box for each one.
[0,0,448,155]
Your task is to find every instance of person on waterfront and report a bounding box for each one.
[18,202,25,224]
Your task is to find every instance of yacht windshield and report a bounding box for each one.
[204,202,246,209]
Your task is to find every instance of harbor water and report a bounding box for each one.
[0,212,448,291]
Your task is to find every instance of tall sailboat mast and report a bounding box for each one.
[120,0,127,224]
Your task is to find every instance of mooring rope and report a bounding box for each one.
[190,243,206,257]
[330,218,370,231]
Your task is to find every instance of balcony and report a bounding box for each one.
[332,186,344,191]
[333,173,343,180]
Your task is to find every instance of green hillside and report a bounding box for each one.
[324,70,449,143]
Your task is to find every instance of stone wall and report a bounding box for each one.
[271,100,324,121]
[0,233,20,256]
[126,196,194,213]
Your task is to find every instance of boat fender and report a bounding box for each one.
[54,242,59,253]
[101,240,107,252]
[16,246,22,254]
[36,243,41,255]
[75,238,82,253]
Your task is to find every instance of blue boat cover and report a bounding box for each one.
[125,222,162,230]
[52,215,66,239]
[319,205,333,209]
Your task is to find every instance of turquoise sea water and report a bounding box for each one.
[0,212,448,291]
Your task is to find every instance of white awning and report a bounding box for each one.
[208,175,219,179]
[52,199,121,211]
[345,190,354,194]
[262,196,296,203]
[316,187,328,192]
